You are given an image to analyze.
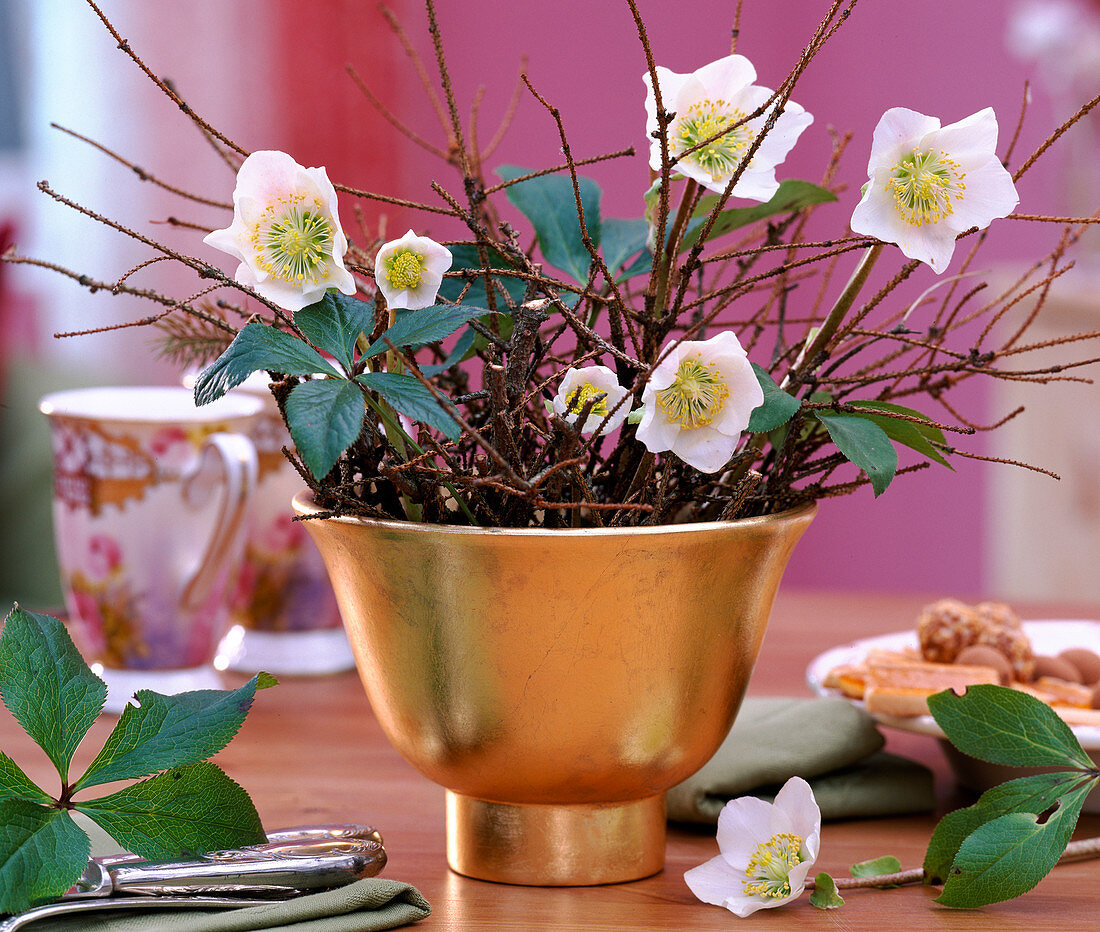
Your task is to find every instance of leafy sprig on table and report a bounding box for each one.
[810,684,1100,910]
[0,605,276,915]
[924,684,1099,907]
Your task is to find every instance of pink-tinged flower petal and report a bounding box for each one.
[925,107,1000,167]
[943,158,1020,233]
[684,854,746,910]
[866,108,941,174]
[693,55,757,99]
[714,794,775,869]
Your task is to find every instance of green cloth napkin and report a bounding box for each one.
[667,696,934,823]
[27,817,430,932]
[30,880,431,932]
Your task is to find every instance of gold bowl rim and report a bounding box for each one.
[292,490,816,539]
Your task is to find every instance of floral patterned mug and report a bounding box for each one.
[183,372,355,676]
[39,386,261,712]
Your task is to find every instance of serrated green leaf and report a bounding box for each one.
[843,400,951,469]
[356,371,461,441]
[936,782,1091,908]
[0,606,106,781]
[76,762,265,861]
[294,292,375,372]
[0,800,89,913]
[193,322,342,405]
[747,363,801,433]
[928,684,1094,770]
[809,871,844,909]
[496,165,601,284]
[680,180,838,253]
[602,218,648,274]
[816,412,897,496]
[73,676,271,792]
[0,753,52,804]
[924,771,1085,883]
[364,305,490,360]
[285,379,365,480]
[850,855,901,878]
[421,327,477,377]
[437,244,526,308]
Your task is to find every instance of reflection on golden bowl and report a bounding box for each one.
[295,492,814,885]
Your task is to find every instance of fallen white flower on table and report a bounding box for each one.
[204,150,356,312]
[552,366,632,435]
[636,331,763,473]
[643,54,813,201]
[685,775,821,917]
[850,107,1019,273]
[375,230,453,310]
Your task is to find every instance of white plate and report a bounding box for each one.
[805,619,1100,749]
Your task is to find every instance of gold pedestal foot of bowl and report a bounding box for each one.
[446,791,666,886]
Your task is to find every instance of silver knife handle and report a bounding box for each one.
[107,837,386,897]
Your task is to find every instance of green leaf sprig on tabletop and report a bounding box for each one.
[803,685,1100,912]
[0,605,276,915]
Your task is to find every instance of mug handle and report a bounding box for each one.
[179,432,258,613]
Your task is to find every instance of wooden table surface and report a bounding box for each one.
[4,589,1100,929]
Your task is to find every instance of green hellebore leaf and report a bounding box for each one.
[295,292,375,373]
[928,684,1094,770]
[194,321,342,405]
[842,400,951,469]
[76,762,265,862]
[364,304,491,360]
[680,180,838,254]
[0,606,107,781]
[285,379,366,480]
[356,371,462,441]
[849,855,901,878]
[815,412,897,496]
[496,165,602,285]
[601,218,649,276]
[935,782,1091,908]
[0,753,52,805]
[747,363,801,433]
[924,771,1085,883]
[0,800,89,913]
[73,675,274,792]
[809,871,844,909]
[421,327,477,377]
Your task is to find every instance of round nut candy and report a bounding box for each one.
[917,599,985,664]
[955,645,1012,685]
[1059,648,1100,685]
[1032,655,1084,684]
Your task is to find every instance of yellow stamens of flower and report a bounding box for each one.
[886,148,966,227]
[250,194,334,284]
[657,355,729,428]
[742,832,805,900]
[673,100,751,181]
[385,249,426,290]
[566,383,609,418]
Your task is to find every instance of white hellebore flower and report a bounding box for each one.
[204,150,356,312]
[375,230,453,310]
[685,776,821,918]
[643,55,813,201]
[552,366,632,435]
[850,107,1020,273]
[637,331,763,474]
